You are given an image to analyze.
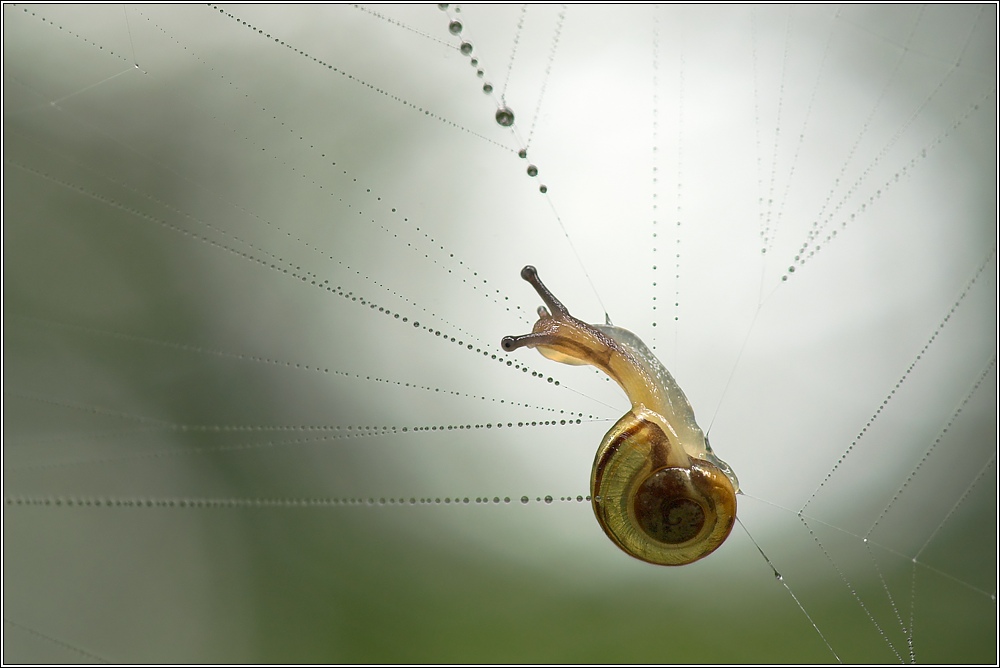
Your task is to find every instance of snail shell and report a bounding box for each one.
[502,266,738,566]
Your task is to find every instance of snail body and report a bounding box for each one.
[502,266,738,565]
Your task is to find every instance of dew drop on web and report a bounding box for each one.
[495,106,515,127]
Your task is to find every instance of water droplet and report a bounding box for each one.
[526,165,538,177]
[482,83,493,94]
[518,149,527,159]
[544,495,553,504]
[476,69,484,78]
[495,107,515,127]
[775,572,783,581]
[438,4,449,10]
[470,58,478,67]
[539,185,547,194]
[520,496,529,504]
[788,266,796,273]
[459,42,473,56]
[448,20,462,35]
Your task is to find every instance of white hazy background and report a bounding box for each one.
[4,4,996,663]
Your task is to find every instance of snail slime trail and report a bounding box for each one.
[4,5,996,665]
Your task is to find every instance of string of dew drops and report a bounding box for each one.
[5,494,604,508]
[439,6,540,187]
[437,3,610,319]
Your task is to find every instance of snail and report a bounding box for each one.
[501,266,739,565]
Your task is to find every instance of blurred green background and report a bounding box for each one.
[4,4,996,663]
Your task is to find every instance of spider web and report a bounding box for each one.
[3,4,996,663]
